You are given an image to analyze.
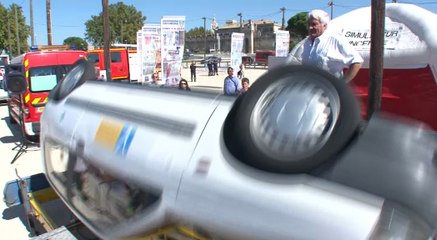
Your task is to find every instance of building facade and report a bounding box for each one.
[185,19,282,54]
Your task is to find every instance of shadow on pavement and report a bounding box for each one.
[2,204,47,237]
[1,112,40,162]
[1,116,24,144]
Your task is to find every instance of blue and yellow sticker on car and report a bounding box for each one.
[95,119,136,157]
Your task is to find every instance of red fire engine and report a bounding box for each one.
[87,45,139,82]
[7,46,86,140]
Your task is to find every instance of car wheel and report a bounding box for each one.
[224,65,361,173]
[50,59,96,102]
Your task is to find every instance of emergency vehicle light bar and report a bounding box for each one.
[30,45,76,51]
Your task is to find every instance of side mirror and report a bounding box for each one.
[6,64,25,74]
[5,71,27,94]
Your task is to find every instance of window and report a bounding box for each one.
[111,52,122,63]
[44,138,162,232]
[0,57,7,67]
[29,66,60,92]
[87,53,100,63]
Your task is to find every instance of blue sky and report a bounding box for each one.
[3,0,437,45]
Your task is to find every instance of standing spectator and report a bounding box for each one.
[207,60,213,76]
[213,60,219,75]
[223,67,241,96]
[237,63,245,79]
[178,79,191,91]
[288,9,363,82]
[146,72,161,87]
[190,62,196,82]
[240,77,250,95]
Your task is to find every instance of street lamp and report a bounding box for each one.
[202,17,206,59]
[15,6,22,55]
[328,1,334,20]
[7,16,12,58]
[237,13,242,32]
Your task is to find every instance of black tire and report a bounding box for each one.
[50,59,96,102]
[224,65,361,173]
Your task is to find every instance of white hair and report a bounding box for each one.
[307,9,330,25]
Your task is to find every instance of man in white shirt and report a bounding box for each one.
[290,9,363,82]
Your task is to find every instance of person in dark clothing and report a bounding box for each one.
[190,62,196,82]
[213,60,218,75]
[178,79,191,91]
[207,61,213,76]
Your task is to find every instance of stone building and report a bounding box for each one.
[185,19,282,54]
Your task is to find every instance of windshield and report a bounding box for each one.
[87,53,100,63]
[0,56,8,67]
[29,65,70,92]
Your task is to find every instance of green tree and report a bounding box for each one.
[63,37,88,50]
[185,27,213,38]
[0,3,30,57]
[85,2,146,47]
[0,4,8,54]
[285,12,308,49]
[286,12,308,39]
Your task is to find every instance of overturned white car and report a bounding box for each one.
[5,59,437,239]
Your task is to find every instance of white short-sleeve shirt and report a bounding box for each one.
[294,32,363,79]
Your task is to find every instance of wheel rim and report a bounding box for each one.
[249,71,341,162]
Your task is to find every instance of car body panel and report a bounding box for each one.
[40,81,387,239]
[38,60,437,238]
[176,103,383,240]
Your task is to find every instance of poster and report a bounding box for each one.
[231,32,244,75]
[141,24,161,83]
[275,30,290,57]
[136,31,142,82]
[340,23,403,50]
[160,16,185,86]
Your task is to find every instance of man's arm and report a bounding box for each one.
[344,62,362,82]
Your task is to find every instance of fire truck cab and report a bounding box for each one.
[87,47,139,82]
[7,47,86,140]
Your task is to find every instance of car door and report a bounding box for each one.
[110,50,129,80]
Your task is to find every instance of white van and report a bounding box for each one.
[0,54,10,102]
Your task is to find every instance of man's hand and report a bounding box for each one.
[344,62,362,82]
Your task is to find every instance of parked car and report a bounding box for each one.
[0,54,9,102]
[200,56,222,64]
[183,52,194,60]
[0,80,8,103]
[242,55,255,65]
[255,50,275,66]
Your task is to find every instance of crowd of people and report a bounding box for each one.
[141,8,362,97]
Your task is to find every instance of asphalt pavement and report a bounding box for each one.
[0,103,44,239]
[180,64,267,90]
